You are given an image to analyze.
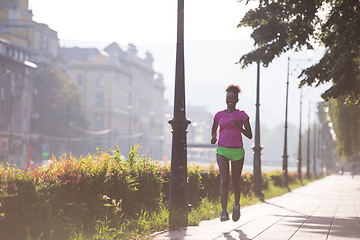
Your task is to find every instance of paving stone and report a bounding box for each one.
[152,175,360,240]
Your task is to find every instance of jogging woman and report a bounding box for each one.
[211,84,252,222]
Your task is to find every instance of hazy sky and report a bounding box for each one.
[29,0,256,44]
[28,0,330,130]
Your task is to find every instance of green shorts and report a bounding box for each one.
[217,147,245,161]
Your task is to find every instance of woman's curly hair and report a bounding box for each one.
[225,84,241,94]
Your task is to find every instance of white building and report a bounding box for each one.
[61,43,165,159]
[164,105,215,164]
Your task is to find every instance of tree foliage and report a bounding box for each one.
[316,102,337,166]
[31,67,88,154]
[238,0,360,104]
[327,97,360,161]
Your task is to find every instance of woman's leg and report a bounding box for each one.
[230,158,244,206]
[217,153,229,211]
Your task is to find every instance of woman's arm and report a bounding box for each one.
[232,118,253,139]
[211,121,218,144]
[242,118,253,139]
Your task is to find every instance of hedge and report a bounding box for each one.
[0,145,296,239]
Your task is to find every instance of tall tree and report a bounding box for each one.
[327,97,360,161]
[238,0,360,104]
[31,67,88,156]
[316,102,338,169]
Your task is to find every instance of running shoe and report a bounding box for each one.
[232,201,241,222]
[220,210,229,222]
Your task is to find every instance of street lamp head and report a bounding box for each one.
[306,44,314,60]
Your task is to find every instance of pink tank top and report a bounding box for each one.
[214,109,249,148]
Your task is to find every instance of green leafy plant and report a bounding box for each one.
[0,145,321,239]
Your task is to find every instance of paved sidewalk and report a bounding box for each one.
[152,174,360,240]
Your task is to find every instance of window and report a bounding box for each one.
[11,73,15,88]
[24,76,28,88]
[94,77,106,87]
[76,73,84,86]
[94,92,106,107]
[0,87,4,101]
[19,51,24,61]
[14,49,18,60]
[0,43,5,54]
[94,115,104,129]
[23,118,27,132]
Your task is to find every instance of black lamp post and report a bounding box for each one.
[306,101,311,179]
[8,72,13,162]
[253,61,263,198]
[313,121,317,177]
[282,57,290,187]
[168,0,191,212]
[297,88,303,182]
[318,123,322,174]
[285,46,314,184]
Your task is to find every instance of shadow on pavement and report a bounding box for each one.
[265,199,360,239]
[161,229,186,240]
[235,229,251,240]
[284,215,360,239]
[264,200,305,216]
[222,229,251,240]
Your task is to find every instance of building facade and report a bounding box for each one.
[0,0,59,165]
[61,43,165,159]
[1,0,165,163]
[0,37,36,166]
[0,0,59,67]
[164,105,215,164]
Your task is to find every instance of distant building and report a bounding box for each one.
[0,0,59,67]
[0,37,36,166]
[187,106,215,164]
[164,105,215,164]
[60,43,165,159]
[1,0,165,162]
[187,106,212,145]
[0,0,61,165]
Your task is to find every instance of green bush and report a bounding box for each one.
[268,170,286,187]
[288,171,298,184]
[187,164,203,207]
[0,146,160,239]
[199,166,220,201]
[240,172,253,196]
[0,145,303,239]
[129,158,162,214]
[262,172,270,190]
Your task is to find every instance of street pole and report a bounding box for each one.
[319,124,323,174]
[294,46,314,181]
[8,78,13,162]
[297,88,303,182]
[66,98,70,158]
[253,61,263,198]
[313,121,316,177]
[282,57,290,187]
[306,101,311,179]
[168,0,190,212]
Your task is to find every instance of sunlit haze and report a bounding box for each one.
[29,0,255,44]
[28,0,330,130]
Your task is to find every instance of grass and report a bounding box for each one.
[69,176,318,240]
[263,178,313,199]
